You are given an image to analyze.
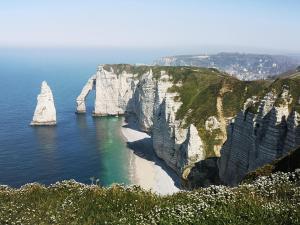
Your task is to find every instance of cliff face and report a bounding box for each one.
[152,75,206,176]
[77,65,206,178]
[94,66,137,116]
[145,74,207,176]
[218,87,300,185]
[131,70,156,132]
[31,81,56,126]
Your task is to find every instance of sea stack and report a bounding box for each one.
[31,81,57,126]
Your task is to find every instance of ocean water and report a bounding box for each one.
[0,48,161,187]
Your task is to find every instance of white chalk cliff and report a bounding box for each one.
[132,70,156,131]
[152,73,205,176]
[31,81,56,126]
[218,87,300,185]
[94,66,137,116]
[76,75,96,113]
[76,66,206,178]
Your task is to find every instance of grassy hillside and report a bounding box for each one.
[0,171,299,225]
[269,75,300,111]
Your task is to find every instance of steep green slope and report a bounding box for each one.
[270,75,300,111]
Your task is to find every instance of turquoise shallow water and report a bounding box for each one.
[0,48,161,187]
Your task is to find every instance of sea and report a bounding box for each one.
[0,47,164,187]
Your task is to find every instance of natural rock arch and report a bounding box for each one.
[76,75,96,113]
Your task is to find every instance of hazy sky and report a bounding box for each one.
[0,0,299,53]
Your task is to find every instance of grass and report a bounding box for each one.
[269,76,300,111]
[0,171,299,225]
[221,79,270,117]
[102,64,151,78]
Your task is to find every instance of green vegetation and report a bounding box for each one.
[168,68,223,124]
[0,172,299,225]
[222,80,270,117]
[198,128,223,157]
[102,64,151,77]
[269,76,300,111]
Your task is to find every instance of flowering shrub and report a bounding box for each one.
[0,171,299,225]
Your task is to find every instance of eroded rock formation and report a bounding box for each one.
[76,75,96,113]
[94,66,137,116]
[77,66,206,179]
[131,70,156,131]
[31,81,56,126]
[205,116,220,132]
[218,87,300,185]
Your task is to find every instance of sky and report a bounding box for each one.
[0,0,299,54]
